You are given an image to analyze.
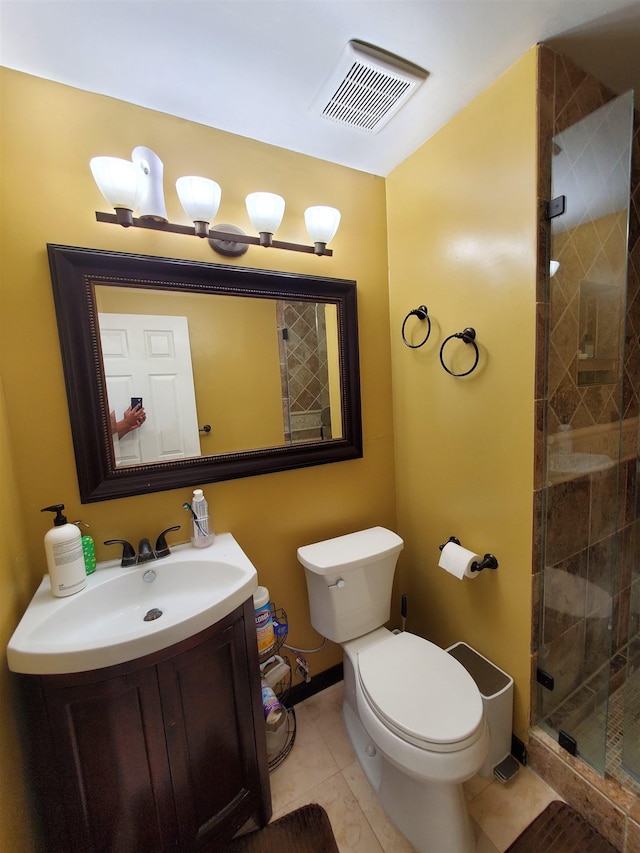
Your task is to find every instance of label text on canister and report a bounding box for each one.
[255,603,275,654]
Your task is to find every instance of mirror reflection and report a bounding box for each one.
[95,287,343,466]
[576,280,622,386]
[47,245,362,502]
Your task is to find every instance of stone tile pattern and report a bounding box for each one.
[276,300,332,444]
[532,45,640,853]
[571,677,640,798]
[529,728,640,853]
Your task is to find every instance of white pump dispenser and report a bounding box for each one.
[41,504,87,597]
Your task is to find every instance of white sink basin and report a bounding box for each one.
[7,532,257,675]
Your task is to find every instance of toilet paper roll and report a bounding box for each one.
[438,541,482,580]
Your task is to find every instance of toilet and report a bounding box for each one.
[298,526,490,853]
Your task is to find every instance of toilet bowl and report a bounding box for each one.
[298,527,490,853]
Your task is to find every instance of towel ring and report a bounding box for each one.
[402,305,431,348]
[439,327,479,376]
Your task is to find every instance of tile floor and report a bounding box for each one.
[571,681,640,797]
[269,682,561,852]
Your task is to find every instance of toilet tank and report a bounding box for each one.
[297,527,404,643]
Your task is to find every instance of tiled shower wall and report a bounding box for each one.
[276,301,331,443]
[530,45,640,851]
[539,88,639,719]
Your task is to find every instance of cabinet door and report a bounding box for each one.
[41,666,178,852]
[158,606,270,849]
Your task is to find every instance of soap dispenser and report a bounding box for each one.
[41,504,87,597]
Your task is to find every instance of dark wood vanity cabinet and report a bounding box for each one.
[17,599,271,852]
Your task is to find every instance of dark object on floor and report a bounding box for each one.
[222,803,339,853]
[506,800,619,853]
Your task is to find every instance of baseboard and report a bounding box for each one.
[286,662,343,707]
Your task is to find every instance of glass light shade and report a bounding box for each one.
[176,176,222,224]
[304,206,341,245]
[90,156,144,211]
[550,260,560,277]
[245,192,285,234]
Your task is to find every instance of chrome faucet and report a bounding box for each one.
[105,525,181,567]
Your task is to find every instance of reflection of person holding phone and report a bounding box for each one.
[110,403,146,439]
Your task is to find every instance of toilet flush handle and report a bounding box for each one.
[328,577,346,589]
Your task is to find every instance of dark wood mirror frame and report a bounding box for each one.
[47,245,362,503]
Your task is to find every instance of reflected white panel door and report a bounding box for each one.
[99,313,201,466]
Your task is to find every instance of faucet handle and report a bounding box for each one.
[104,539,137,567]
[155,525,181,558]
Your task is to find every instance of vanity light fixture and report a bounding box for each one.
[90,147,341,257]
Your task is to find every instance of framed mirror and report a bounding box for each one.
[47,245,362,502]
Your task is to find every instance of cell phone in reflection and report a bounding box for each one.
[131,397,143,410]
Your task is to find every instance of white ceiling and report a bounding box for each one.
[1,0,639,176]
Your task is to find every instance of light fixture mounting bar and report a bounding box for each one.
[95,212,333,256]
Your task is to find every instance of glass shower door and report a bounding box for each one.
[622,107,640,784]
[623,609,640,783]
[538,90,634,776]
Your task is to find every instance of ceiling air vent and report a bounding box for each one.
[310,40,428,134]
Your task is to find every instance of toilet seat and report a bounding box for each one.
[357,632,484,753]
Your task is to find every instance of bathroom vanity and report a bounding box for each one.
[15,598,271,852]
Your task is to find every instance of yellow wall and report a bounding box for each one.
[0,68,395,851]
[386,48,538,737]
[95,288,284,453]
[0,378,38,853]
[1,49,543,847]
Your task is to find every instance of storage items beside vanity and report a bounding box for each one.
[14,599,272,852]
[255,596,296,770]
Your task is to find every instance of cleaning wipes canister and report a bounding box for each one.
[254,586,275,655]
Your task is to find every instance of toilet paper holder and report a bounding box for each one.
[438,536,499,573]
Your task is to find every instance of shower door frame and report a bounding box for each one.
[536,88,635,779]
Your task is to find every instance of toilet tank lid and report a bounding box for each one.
[297,527,404,574]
